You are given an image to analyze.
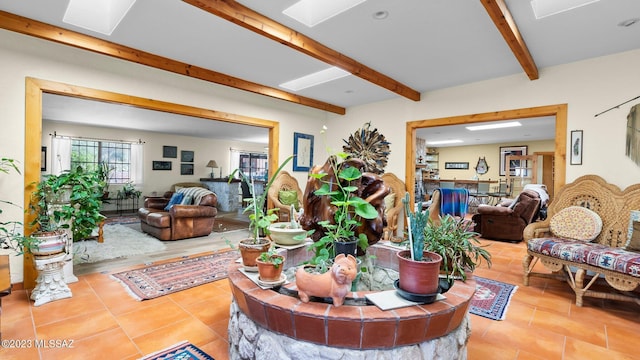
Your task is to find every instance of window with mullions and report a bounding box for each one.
[71,139,131,184]
[239,153,268,181]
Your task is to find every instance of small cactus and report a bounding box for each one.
[402,192,429,261]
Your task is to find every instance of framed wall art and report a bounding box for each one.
[152,161,172,170]
[293,132,314,172]
[181,150,194,163]
[570,130,583,165]
[180,163,194,175]
[499,146,528,176]
[163,145,177,158]
[444,162,469,170]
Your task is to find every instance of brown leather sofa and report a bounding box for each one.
[138,187,218,241]
[471,189,543,242]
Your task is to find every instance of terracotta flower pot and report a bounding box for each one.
[397,250,442,295]
[256,255,285,282]
[238,238,271,268]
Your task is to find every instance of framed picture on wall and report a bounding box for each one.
[41,146,47,171]
[293,132,314,172]
[152,161,172,170]
[163,145,177,158]
[181,150,194,162]
[181,163,194,175]
[499,145,528,176]
[570,130,583,165]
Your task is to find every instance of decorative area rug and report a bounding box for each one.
[139,340,214,360]
[74,224,167,264]
[469,276,518,321]
[111,249,239,300]
[212,217,249,232]
[104,215,140,225]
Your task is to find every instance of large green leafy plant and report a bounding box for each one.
[306,152,378,266]
[29,166,106,241]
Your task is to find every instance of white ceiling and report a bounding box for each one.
[3,0,639,144]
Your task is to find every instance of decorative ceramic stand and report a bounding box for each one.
[31,252,72,306]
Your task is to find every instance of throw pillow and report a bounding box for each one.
[384,193,396,215]
[279,190,299,210]
[180,194,193,205]
[164,192,184,211]
[549,206,602,242]
[625,210,640,252]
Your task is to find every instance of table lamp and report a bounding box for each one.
[206,160,219,178]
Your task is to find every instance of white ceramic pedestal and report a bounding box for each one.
[31,252,72,306]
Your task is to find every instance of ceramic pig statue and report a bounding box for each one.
[295,254,357,307]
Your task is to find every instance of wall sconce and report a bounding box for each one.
[206,160,219,178]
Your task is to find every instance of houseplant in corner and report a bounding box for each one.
[396,192,442,296]
[230,155,294,270]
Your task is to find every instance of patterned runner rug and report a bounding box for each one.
[469,276,518,321]
[111,250,239,300]
[139,340,214,360]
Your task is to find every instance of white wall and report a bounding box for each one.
[326,48,640,190]
[0,29,325,283]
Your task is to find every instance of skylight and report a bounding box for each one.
[63,0,136,35]
[466,121,522,131]
[531,0,600,19]
[283,0,367,27]
[279,67,350,91]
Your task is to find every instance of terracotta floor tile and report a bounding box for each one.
[116,300,191,338]
[606,324,640,357]
[40,327,139,360]
[199,337,230,360]
[35,309,119,342]
[31,292,106,327]
[181,293,232,326]
[531,307,606,347]
[564,336,635,360]
[467,336,518,360]
[481,321,564,360]
[132,317,220,355]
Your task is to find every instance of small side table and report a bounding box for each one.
[30,252,72,306]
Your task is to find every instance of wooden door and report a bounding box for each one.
[505,155,538,195]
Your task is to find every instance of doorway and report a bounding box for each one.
[24,77,280,288]
[405,104,567,202]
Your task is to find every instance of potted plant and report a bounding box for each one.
[30,165,106,243]
[396,192,442,295]
[96,162,114,199]
[230,155,294,269]
[424,214,492,281]
[302,153,380,268]
[255,247,285,282]
[117,181,141,200]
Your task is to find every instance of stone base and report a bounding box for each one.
[228,300,470,360]
[31,253,73,306]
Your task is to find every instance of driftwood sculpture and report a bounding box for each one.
[299,157,389,252]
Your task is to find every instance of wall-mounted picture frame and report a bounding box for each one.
[570,130,583,165]
[293,132,314,172]
[499,145,528,176]
[41,146,47,171]
[152,160,172,170]
[181,150,194,163]
[181,163,194,175]
[444,162,469,170]
[163,145,177,158]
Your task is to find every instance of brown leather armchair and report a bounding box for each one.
[471,189,543,242]
[138,187,218,241]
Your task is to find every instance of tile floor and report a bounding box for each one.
[2,238,640,359]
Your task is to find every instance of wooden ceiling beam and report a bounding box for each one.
[183,0,421,101]
[480,0,539,80]
[0,10,346,115]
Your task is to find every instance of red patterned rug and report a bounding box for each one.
[469,276,518,321]
[111,250,239,300]
[139,340,214,360]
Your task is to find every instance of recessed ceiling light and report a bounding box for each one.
[426,140,463,145]
[530,0,600,20]
[63,0,136,35]
[618,18,640,27]
[466,121,522,131]
[283,0,367,27]
[373,11,388,20]
[279,67,350,91]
